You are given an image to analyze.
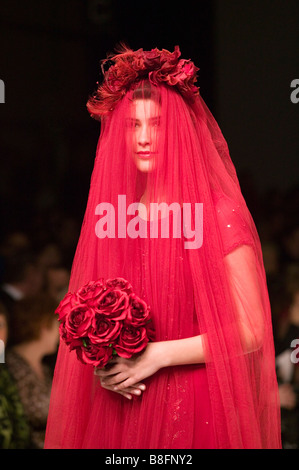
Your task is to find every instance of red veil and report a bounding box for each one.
[44,46,281,449]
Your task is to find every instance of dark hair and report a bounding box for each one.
[3,249,38,284]
[0,300,8,317]
[132,80,161,104]
[9,293,58,344]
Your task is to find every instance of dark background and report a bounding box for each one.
[0,0,298,244]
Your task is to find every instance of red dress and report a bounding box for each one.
[81,213,216,448]
[45,77,281,449]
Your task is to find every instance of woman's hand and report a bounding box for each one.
[278,383,297,410]
[94,342,167,397]
[94,335,205,400]
[94,370,146,401]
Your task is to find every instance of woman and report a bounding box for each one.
[45,46,281,448]
[0,302,32,449]
[6,293,59,448]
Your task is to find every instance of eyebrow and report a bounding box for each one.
[126,116,161,124]
[149,116,161,123]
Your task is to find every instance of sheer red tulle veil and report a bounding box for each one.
[44,46,281,449]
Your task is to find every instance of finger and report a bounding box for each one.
[100,382,133,400]
[94,363,125,377]
[107,356,127,367]
[100,378,145,398]
[114,376,137,391]
[112,388,133,400]
[102,372,128,387]
[118,390,133,400]
[94,368,116,377]
[128,387,142,396]
[133,382,146,391]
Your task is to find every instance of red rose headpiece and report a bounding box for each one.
[87,45,200,118]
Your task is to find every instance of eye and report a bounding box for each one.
[125,119,140,128]
[151,117,161,127]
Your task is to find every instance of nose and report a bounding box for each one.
[137,123,151,147]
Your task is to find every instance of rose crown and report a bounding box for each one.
[87,45,200,118]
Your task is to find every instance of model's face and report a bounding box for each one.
[128,99,161,173]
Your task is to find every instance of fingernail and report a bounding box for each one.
[113,386,118,391]
[139,385,145,390]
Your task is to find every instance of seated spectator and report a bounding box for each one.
[0,301,32,448]
[45,265,70,303]
[6,294,59,449]
[0,231,31,259]
[0,249,44,335]
[274,263,299,449]
[281,224,299,266]
[37,243,63,273]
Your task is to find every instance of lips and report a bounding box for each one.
[137,151,152,160]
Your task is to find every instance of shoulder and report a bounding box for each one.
[213,191,241,215]
[212,192,254,255]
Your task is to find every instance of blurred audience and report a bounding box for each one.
[0,301,32,449]
[5,294,60,449]
[268,256,299,448]
[0,231,31,271]
[282,224,299,266]
[244,180,299,448]
[275,291,299,446]
[36,243,63,273]
[45,265,70,303]
[0,249,44,318]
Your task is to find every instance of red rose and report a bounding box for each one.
[94,288,129,321]
[57,276,154,367]
[160,45,181,65]
[65,305,94,339]
[76,279,106,306]
[55,291,77,323]
[126,293,151,327]
[131,49,145,72]
[148,69,167,86]
[105,277,133,294]
[166,60,198,86]
[76,340,113,368]
[114,325,149,358]
[88,45,200,117]
[59,322,70,344]
[165,61,186,86]
[88,314,121,345]
[108,63,137,92]
[143,48,161,69]
[182,60,197,78]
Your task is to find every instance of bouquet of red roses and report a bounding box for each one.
[56,277,154,368]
